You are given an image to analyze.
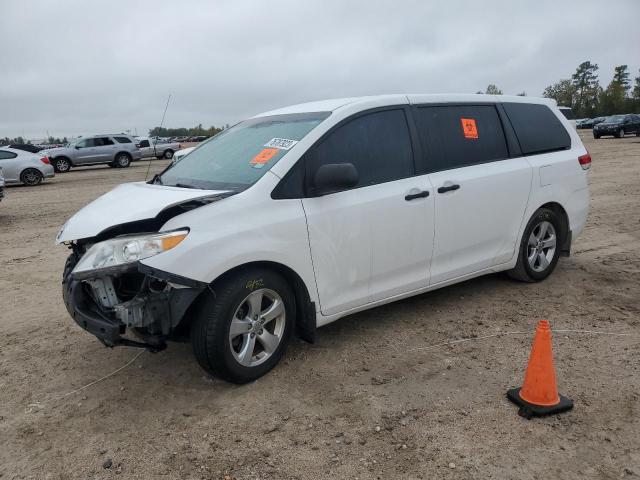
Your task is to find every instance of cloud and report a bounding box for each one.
[1,0,638,138]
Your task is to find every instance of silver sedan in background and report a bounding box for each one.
[0,167,5,200]
[0,147,55,186]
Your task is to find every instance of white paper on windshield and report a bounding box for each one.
[264,138,298,150]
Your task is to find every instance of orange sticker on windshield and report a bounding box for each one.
[461,118,478,139]
[251,148,279,165]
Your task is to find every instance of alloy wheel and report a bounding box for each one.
[117,154,129,167]
[56,158,70,172]
[527,221,556,272]
[22,169,42,186]
[228,288,286,367]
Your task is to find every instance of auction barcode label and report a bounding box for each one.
[264,138,298,150]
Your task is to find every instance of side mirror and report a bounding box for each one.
[313,163,358,196]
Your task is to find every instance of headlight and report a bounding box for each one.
[72,230,188,278]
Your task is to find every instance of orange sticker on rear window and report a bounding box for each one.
[461,118,478,139]
[250,148,279,165]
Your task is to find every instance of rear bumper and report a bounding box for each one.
[566,186,589,240]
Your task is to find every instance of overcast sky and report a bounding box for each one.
[1,0,639,139]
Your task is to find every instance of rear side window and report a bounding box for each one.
[502,103,571,155]
[113,136,132,143]
[0,150,18,159]
[414,105,508,172]
[306,109,414,191]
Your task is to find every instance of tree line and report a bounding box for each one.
[0,135,68,146]
[4,64,639,144]
[148,124,227,138]
[479,62,640,118]
[542,62,639,118]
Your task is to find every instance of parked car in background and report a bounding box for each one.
[188,135,208,142]
[593,114,640,138]
[42,135,141,172]
[58,94,590,383]
[172,146,196,163]
[558,106,576,129]
[136,137,181,159]
[0,167,5,201]
[8,143,43,154]
[0,147,55,186]
[577,117,605,129]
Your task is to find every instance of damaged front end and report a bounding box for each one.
[62,240,205,351]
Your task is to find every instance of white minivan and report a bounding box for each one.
[58,94,590,383]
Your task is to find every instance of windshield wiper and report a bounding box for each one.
[174,183,200,189]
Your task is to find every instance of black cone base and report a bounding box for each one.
[507,387,573,419]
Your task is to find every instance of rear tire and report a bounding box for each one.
[20,168,43,186]
[163,149,174,159]
[191,268,295,384]
[593,134,600,139]
[507,208,563,283]
[115,153,131,168]
[53,157,71,172]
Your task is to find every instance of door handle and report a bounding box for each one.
[405,190,430,201]
[437,184,460,194]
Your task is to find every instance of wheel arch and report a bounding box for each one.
[183,260,317,343]
[115,150,132,159]
[534,201,571,256]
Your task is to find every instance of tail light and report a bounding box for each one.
[178,143,182,149]
[578,153,591,170]
[40,156,50,165]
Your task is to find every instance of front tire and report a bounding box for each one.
[191,268,295,383]
[53,157,71,173]
[20,168,43,186]
[507,208,563,282]
[616,129,625,138]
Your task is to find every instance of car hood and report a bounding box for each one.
[56,182,230,243]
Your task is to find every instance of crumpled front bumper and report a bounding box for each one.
[62,263,205,349]
[63,278,123,345]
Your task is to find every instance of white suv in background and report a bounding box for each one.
[58,94,590,383]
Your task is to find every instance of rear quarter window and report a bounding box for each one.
[502,103,571,155]
[113,136,132,143]
[0,150,18,159]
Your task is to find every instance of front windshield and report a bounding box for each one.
[604,115,624,122]
[158,111,329,190]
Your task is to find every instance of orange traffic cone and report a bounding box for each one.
[507,320,573,419]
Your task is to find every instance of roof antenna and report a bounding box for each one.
[146,93,171,182]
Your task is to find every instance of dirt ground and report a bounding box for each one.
[1,133,639,480]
